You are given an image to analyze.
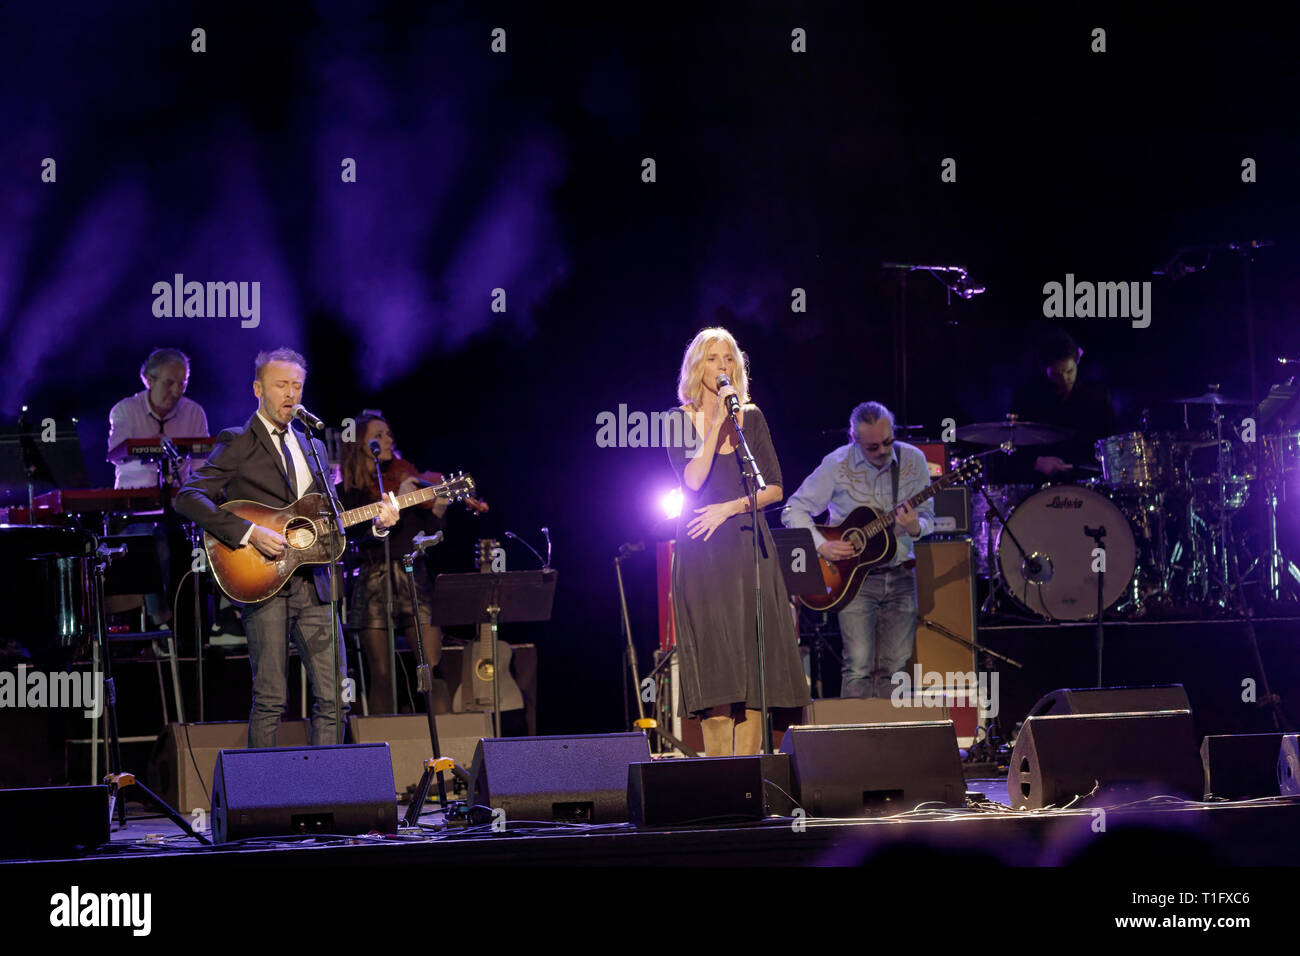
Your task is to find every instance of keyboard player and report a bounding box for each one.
[107,348,210,489]
[104,347,209,629]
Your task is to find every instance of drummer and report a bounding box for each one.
[1009,329,1117,481]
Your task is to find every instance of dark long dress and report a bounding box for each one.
[667,405,811,716]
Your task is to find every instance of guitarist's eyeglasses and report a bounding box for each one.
[861,437,895,452]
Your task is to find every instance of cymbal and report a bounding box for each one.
[1168,390,1253,406]
[955,420,1075,446]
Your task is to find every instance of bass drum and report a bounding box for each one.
[997,485,1137,621]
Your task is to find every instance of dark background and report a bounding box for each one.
[3,4,1299,735]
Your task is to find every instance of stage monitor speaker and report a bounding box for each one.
[0,785,108,859]
[780,721,965,817]
[347,712,492,798]
[148,720,310,814]
[210,743,397,844]
[1281,735,1300,797]
[914,539,976,679]
[469,733,652,824]
[1008,711,1202,810]
[1200,733,1286,800]
[1025,684,1191,719]
[802,697,950,725]
[627,753,793,826]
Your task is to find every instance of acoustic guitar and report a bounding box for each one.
[795,458,981,612]
[204,473,477,603]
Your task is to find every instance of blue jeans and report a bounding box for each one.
[836,566,918,698]
[240,572,348,747]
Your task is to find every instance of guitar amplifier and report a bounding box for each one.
[931,486,970,535]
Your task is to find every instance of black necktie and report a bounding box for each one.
[150,414,169,435]
[276,428,297,497]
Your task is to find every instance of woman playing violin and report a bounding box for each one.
[338,413,451,714]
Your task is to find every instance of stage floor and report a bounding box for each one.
[9,777,1300,870]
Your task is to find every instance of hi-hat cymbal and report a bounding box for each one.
[1168,389,1253,406]
[955,420,1075,446]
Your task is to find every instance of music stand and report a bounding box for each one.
[431,570,557,736]
[769,528,828,595]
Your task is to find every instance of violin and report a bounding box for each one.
[381,456,489,515]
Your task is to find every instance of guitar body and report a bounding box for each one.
[797,506,897,612]
[204,494,345,603]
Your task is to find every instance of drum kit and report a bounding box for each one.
[956,386,1299,622]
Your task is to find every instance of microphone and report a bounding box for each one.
[618,540,645,557]
[411,531,444,553]
[368,439,382,458]
[292,404,325,431]
[159,435,182,463]
[716,375,741,416]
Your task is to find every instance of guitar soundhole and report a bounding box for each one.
[841,528,867,554]
[283,517,317,550]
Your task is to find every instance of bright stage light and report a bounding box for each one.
[660,488,683,519]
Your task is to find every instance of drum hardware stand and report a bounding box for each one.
[1084,524,1107,685]
[615,544,696,756]
[961,447,1040,618]
[1226,526,1291,731]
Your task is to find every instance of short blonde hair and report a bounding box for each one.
[676,327,750,409]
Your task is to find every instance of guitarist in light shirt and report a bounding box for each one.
[781,401,934,699]
[176,348,398,748]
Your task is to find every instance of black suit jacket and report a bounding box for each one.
[175,413,336,603]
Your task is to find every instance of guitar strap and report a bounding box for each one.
[891,454,900,510]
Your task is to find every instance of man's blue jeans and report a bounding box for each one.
[240,573,348,747]
[836,565,918,699]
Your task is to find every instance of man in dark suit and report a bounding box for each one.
[176,348,398,747]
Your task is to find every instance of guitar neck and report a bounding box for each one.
[338,483,446,528]
[865,475,952,536]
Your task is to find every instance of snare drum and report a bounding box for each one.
[1095,432,1171,490]
[997,484,1137,621]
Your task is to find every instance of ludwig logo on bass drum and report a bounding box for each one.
[1045,496,1084,509]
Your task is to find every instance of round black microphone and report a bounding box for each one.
[716,375,741,416]
[368,439,382,458]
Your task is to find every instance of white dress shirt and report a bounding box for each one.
[107,390,209,489]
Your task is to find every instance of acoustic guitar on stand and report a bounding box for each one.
[794,458,981,613]
[204,473,477,603]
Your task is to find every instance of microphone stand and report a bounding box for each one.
[373,449,398,713]
[727,399,771,754]
[1084,524,1107,686]
[399,535,455,826]
[161,438,204,721]
[300,425,347,744]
